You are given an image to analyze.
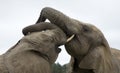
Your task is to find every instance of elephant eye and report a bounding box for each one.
[82,26,90,32]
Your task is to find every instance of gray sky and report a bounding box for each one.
[0,0,120,65]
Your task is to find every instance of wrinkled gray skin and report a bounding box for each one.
[36,7,120,73]
[0,22,67,73]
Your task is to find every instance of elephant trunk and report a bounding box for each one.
[36,7,75,35]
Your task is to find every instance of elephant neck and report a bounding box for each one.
[73,57,83,72]
[73,56,84,67]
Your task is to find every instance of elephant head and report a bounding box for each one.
[36,7,120,73]
[22,22,68,64]
[2,22,70,73]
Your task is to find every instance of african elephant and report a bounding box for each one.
[36,7,120,73]
[0,22,68,73]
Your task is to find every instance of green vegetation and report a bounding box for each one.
[52,63,67,73]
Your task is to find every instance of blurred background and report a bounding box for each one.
[0,0,120,65]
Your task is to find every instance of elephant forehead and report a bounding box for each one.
[27,30,54,39]
[32,30,54,36]
[22,31,54,44]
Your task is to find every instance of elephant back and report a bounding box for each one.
[0,55,9,73]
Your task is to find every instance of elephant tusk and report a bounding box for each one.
[67,34,75,42]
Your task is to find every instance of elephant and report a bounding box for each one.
[0,22,70,73]
[36,7,120,73]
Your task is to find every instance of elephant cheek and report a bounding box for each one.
[65,38,89,57]
[49,49,60,64]
[65,46,74,56]
[65,42,81,57]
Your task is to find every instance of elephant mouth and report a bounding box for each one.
[56,48,61,53]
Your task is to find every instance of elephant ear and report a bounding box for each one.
[79,47,102,69]
[79,46,113,73]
